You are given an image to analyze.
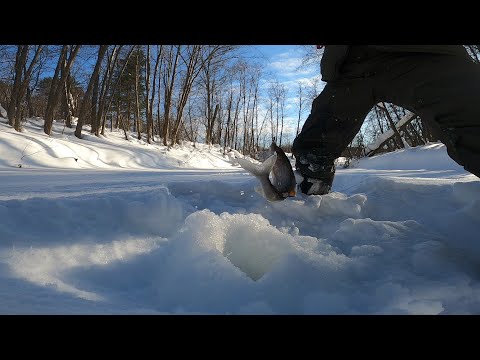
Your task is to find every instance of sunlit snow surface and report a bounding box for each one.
[0,118,479,314]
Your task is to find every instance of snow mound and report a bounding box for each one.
[355,142,465,172]
[1,118,480,314]
[0,118,238,170]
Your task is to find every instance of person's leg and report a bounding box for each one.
[293,47,480,197]
[292,77,377,194]
[376,51,480,177]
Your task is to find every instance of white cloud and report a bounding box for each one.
[268,51,318,78]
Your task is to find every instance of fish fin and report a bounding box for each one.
[237,153,277,178]
[254,185,264,196]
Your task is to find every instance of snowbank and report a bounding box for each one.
[0,118,237,170]
[0,118,479,314]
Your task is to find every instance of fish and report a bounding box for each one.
[269,141,297,197]
[237,142,297,202]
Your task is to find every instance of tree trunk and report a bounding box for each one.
[62,71,73,128]
[128,85,132,133]
[9,45,43,131]
[75,45,108,139]
[366,111,417,157]
[250,84,258,154]
[205,68,212,144]
[171,45,201,146]
[101,46,135,134]
[269,98,274,142]
[296,83,303,136]
[163,45,180,146]
[8,46,28,127]
[157,82,161,140]
[380,102,405,149]
[44,45,80,135]
[374,106,385,134]
[232,88,241,150]
[279,91,285,147]
[114,98,119,132]
[148,45,162,142]
[223,86,233,154]
[25,55,41,119]
[100,46,121,136]
[145,45,152,143]
[90,68,100,134]
[44,46,67,131]
[15,46,43,131]
[135,49,142,140]
[275,92,279,143]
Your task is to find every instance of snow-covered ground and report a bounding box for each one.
[0,118,479,314]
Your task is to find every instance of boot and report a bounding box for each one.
[293,150,336,195]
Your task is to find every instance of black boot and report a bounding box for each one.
[293,149,336,195]
[297,174,333,195]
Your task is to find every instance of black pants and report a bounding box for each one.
[292,46,480,179]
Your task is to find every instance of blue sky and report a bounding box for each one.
[244,45,320,83]
[248,45,315,74]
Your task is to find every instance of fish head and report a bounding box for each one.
[270,141,279,153]
[277,189,297,199]
[270,146,296,195]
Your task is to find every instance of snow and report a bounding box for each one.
[0,118,479,314]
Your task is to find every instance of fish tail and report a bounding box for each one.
[237,153,277,178]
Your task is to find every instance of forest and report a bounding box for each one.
[1,45,479,160]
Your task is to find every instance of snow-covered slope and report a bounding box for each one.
[0,118,236,170]
[0,118,479,314]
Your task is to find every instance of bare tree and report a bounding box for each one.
[134,47,142,140]
[306,76,322,102]
[299,45,324,69]
[162,45,180,146]
[255,99,270,153]
[75,45,108,139]
[241,64,253,153]
[377,102,406,149]
[102,46,135,135]
[25,49,48,119]
[63,69,75,128]
[198,45,237,146]
[171,45,202,146]
[156,50,164,140]
[146,45,162,144]
[278,84,286,147]
[8,46,28,127]
[8,45,43,131]
[90,56,101,135]
[366,111,417,157]
[249,82,258,155]
[269,97,274,143]
[232,82,242,150]
[268,79,286,144]
[97,45,121,136]
[184,95,201,144]
[223,82,234,153]
[44,45,80,135]
[295,82,304,136]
